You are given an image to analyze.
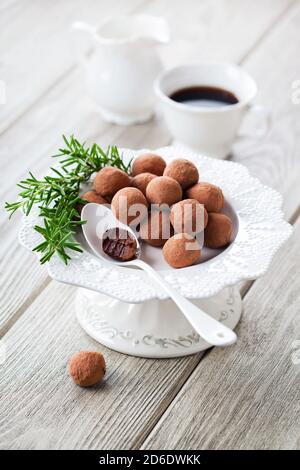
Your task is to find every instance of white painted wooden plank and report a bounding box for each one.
[151,0,295,66]
[142,3,300,449]
[0,0,293,133]
[0,281,201,450]
[0,218,299,450]
[143,215,300,450]
[0,0,146,133]
[232,1,300,200]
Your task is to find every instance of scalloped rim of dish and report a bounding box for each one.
[18,145,293,303]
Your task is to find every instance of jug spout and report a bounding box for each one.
[72,16,170,45]
[134,15,170,44]
[96,15,170,45]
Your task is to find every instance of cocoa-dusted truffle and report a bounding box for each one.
[131,172,157,196]
[204,212,232,248]
[111,187,148,225]
[170,199,208,235]
[93,166,130,200]
[102,227,137,261]
[77,191,107,214]
[164,159,199,190]
[146,176,182,206]
[140,210,173,247]
[132,153,166,176]
[163,233,201,268]
[81,191,107,205]
[186,182,224,213]
[69,351,106,387]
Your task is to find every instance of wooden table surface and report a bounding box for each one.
[1,0,300,450]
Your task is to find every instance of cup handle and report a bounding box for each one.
[238,104,271,138]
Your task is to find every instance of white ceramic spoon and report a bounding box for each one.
[81,203,237,347]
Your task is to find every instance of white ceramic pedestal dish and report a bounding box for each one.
[75,286,241,358]
[18,146,292,358]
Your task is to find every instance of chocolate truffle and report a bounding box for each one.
[93,166,130,200]
[204,212,232,248]
[170,199,208,235]
[69,351,106,387]
[163,159,199,190]
[131,172,157,196]
[186,182,224,213]
[77,191,107,214]
[102,227,137,261]
[146,176,182,206]
[111,187,148,225]
[132,153,166,176]
[163,233,201,268]
[140,210,173,247]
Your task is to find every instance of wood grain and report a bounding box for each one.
[143,217,300,450]
[1,0,300,451]
[0,0,146,134]
[0,0,292,133]
[232,0,300,202]
[142,3,300,449]
[0,214,299,450]
[138,0,294,67]
[0,281,202,450]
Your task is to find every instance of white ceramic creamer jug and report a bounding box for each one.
[72,15,169,125]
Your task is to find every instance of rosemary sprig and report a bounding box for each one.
[5,135,132,264]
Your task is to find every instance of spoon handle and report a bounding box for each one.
[133,259,237,347]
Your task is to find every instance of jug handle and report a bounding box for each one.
[70,21,98,69]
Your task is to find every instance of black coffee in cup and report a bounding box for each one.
[169,86,239,108]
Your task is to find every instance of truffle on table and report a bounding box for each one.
[69,351,106,387]
[111,187,148,226]
[170,199,208,235]
[146,176,182,206]
[186,182,224,213]
[204,212,232,248]
[132,153,166,176]
[163,233,201,268]
[93,166,131,200]
[131,172,157,196]
[163,159,199,190]
[140,210,173,247]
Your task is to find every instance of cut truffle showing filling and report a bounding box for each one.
[102,227,137,261]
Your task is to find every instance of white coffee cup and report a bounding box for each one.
[155,62,270,159]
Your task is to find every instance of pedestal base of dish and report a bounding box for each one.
[75,286,242,358]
